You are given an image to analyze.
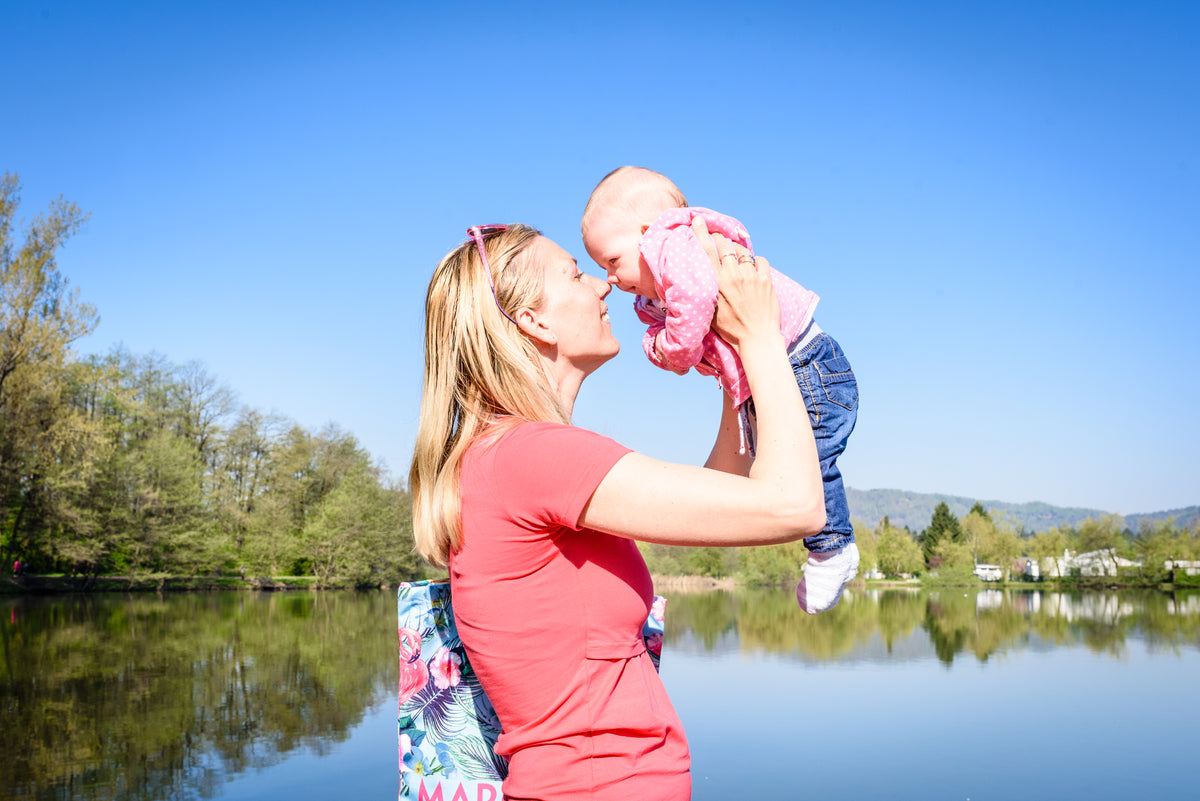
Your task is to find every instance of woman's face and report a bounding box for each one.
[529,236,619,372]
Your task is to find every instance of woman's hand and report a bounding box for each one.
[689,216,781,352]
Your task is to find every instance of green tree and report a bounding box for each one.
[174,359,236,469]
[0,173,98,571]
[920,501,962,564]
[1134,519,1200,584]
[738,540,808,585]
[684,546,735,578]
[302,467,417,587]
[635,541,690,576]
[933,539,973,570]
[976,513,1022,577]
[853,517,878,577]
[875,518,924,577]
[960,510,992,564]
[213,407,290,573]
[1077,514,1129,575]
[968,501,991,521]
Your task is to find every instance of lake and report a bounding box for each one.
[3,587,1197,800]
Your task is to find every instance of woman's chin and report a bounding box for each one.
[587,342,621,372]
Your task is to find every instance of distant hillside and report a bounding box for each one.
[1125,506,1200,533]
[846,488,1199,534]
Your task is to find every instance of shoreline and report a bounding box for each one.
[650,575,737,593]
[5,574,1192,596]
[1,575,357,594]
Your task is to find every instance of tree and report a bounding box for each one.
[976,513,1023,578]
[738,540,808,585]
[1077,514,1129,576]
[968,501,991,521]
[302,467,417,587]
[1027,525,1073,578]
[920,502,962,563]
[933,539,973,570]
[212,407,288,571]
[961,510,992,564]
[0,173,98,570]
[1133,519,1200,584]
[875,519,924,577]
[0,173,97,404]
[684,546,735,578]
[175,359,235,468]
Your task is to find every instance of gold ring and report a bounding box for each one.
[719,251,737,261]
[737,254,757,265]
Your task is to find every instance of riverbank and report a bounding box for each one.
[1,575,327,594]
[651,574,738,593]
[6,572,1193,595]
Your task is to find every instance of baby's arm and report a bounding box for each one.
[651,329,689,375]
[634,297,689,375]
[652,225,720,373]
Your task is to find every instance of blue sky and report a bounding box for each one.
[4,1,1197,515]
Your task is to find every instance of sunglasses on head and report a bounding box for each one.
[467,225,517,324]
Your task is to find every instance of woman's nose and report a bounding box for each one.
[591,274,612,298]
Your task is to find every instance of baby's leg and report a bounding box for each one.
[789,333,860,613]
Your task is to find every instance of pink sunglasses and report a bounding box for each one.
[467,225,517,324]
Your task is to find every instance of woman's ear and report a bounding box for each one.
[515,306,556,346]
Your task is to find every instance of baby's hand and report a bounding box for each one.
[655,331,689,375]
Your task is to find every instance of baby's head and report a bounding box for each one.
[581,166,687,300]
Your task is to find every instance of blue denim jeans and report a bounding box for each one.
[742,329,858,553]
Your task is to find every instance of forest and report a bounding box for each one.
[1,173,420,587]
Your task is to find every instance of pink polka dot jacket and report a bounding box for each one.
[634,206,818,406]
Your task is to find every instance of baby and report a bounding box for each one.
[581,166,860,614]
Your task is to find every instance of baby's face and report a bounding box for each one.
[582,209,659,301]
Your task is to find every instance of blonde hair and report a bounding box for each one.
[409,225,569,568]
[581,166,688,236]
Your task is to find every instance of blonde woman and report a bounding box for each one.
[409,220,825,801]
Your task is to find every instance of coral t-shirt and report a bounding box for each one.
[450,421,691,801]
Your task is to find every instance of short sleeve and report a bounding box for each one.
[487,422,632,531]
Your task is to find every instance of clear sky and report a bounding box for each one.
[4,1,1197,515]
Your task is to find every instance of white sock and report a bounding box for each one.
[796,542,860,614]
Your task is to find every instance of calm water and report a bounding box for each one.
[3,587,1198,800]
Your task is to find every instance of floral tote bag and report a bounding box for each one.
[397,580,666,801]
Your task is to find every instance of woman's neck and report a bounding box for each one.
[540,352,586,421]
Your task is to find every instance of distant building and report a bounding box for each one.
[1042,548,1142,578]
[1010,557,1040,580]
[973,564,1002,581]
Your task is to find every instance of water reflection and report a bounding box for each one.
[0,592,396,800]
[662,588,1200,665]
[3,588,1198,800]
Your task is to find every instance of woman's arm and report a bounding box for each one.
[703,391,752,475]
[580,221,825,546]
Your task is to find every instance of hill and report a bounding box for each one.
[846,488,1199,534]
[1125,506,1200,533]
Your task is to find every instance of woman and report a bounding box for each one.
[409,220,825,800]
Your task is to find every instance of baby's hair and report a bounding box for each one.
[581,166,688,235]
